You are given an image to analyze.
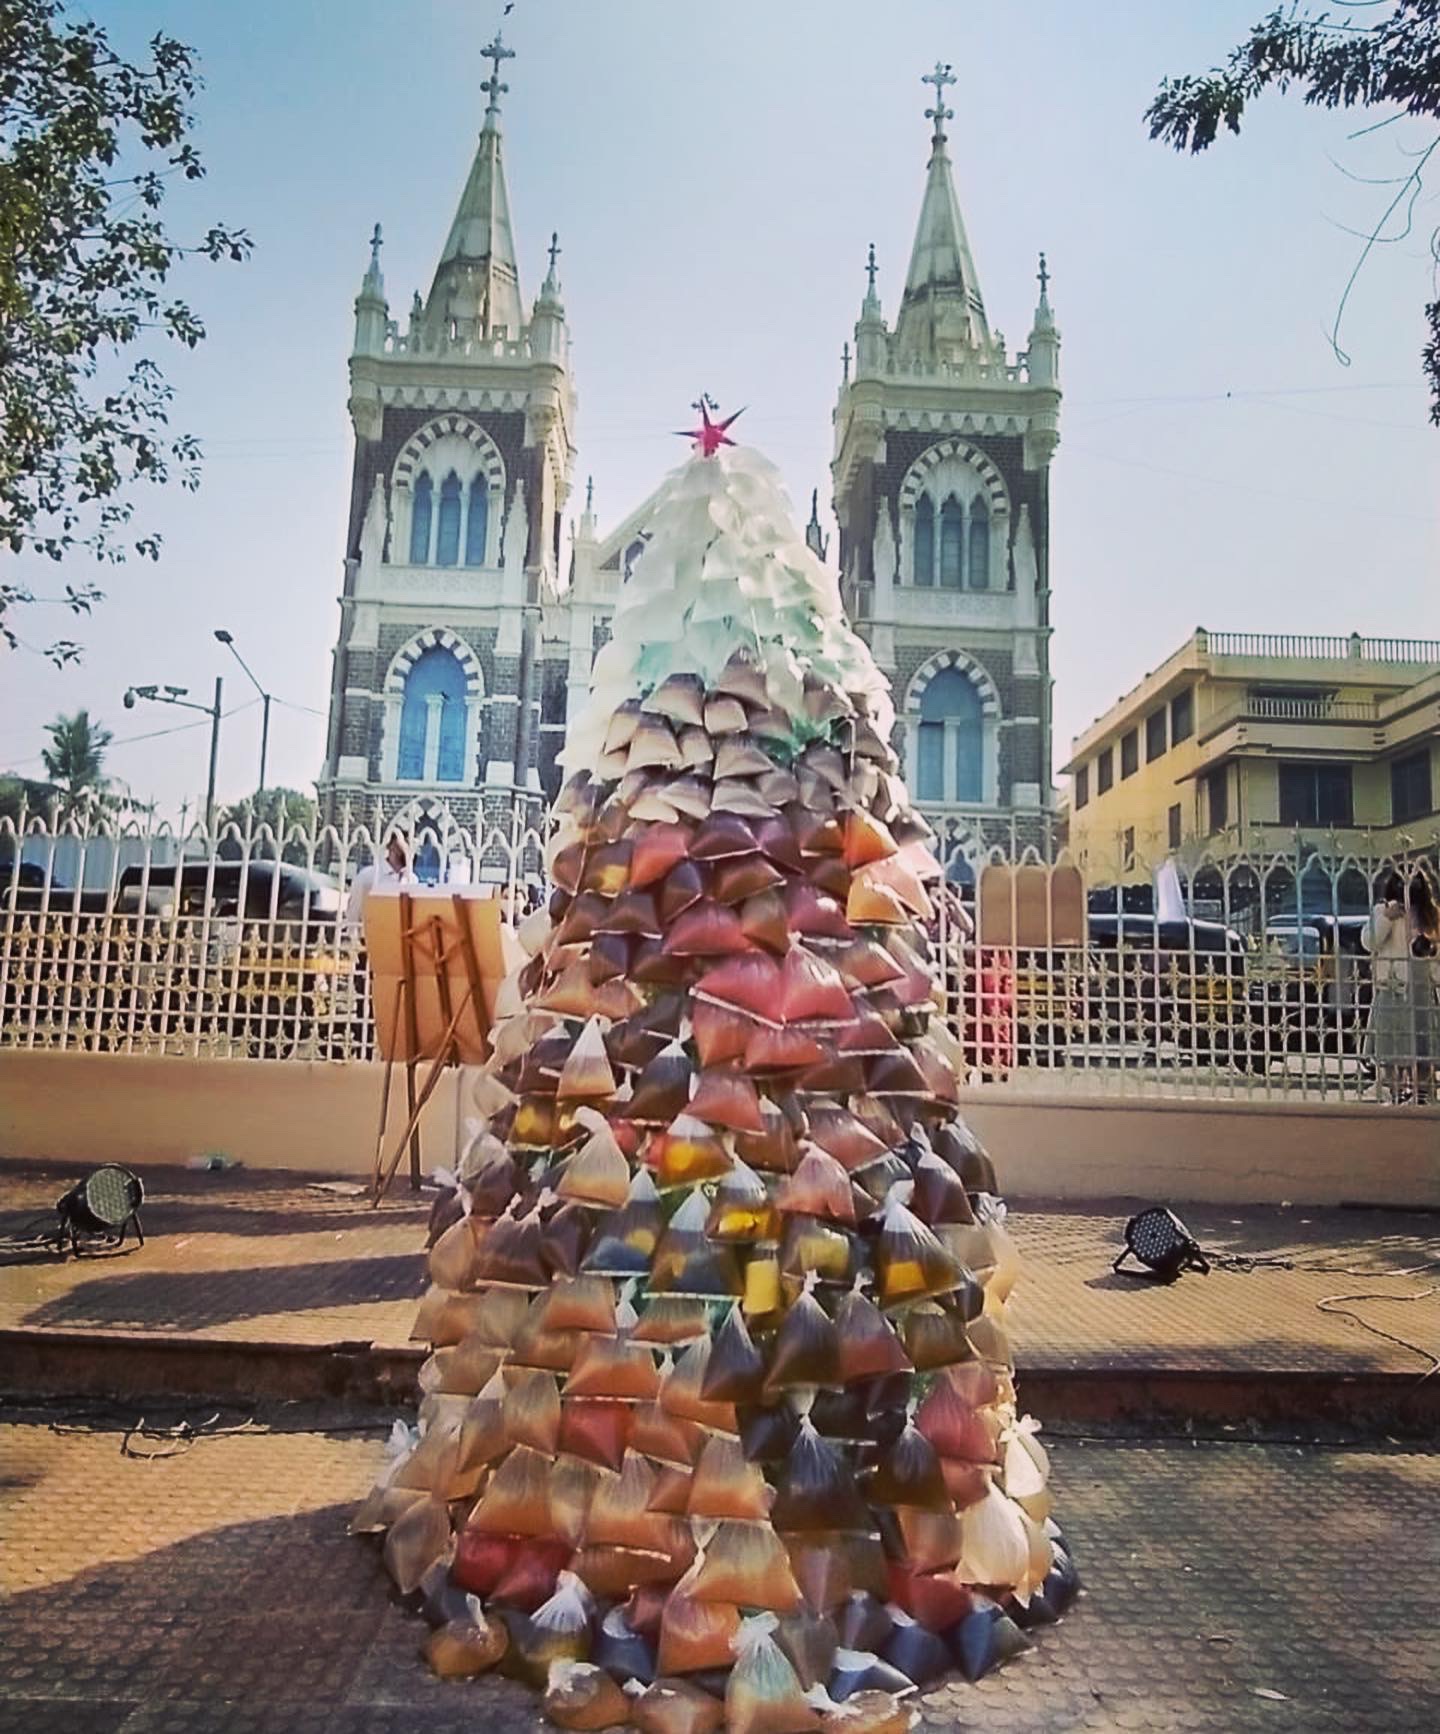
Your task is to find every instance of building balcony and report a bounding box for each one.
[888,585,1019,627]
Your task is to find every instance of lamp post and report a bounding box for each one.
[124,678,224,832]
[214,629,272,796]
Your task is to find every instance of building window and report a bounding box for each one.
[1391,750,1433,823]
[1145,709,1167,762]
[1120,729,1139,779]
[968,497,989,590]
[435,472,462,567]
[912,497,934,587]
[1168,803,1182,850]
[915,667,984,803]
[1205,767,1228,832]
[409,473,433,564]
[1279,762,1353,827]
[397,646,468,782]
[1122,827,1135,868]
[1074,766,1089,810]
[938,498,964,589]
[1171,687,1193,744]
[464,477,489,566]
[1096,747,1113,795]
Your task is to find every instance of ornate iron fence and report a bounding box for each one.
[2,808,1436,1106]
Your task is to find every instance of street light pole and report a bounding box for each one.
[204,675,223,833]
[123,678,225,834]
[214,630,273,797]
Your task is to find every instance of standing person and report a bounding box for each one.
[345,833,413,933]
[1362,867,1440,1103]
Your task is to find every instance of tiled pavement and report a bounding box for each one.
[2,1159,1437,1379]
[0,1410,1434,1732]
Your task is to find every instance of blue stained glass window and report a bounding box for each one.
[436,473,462,566]
[913,497,934,586]
[917,667,984,802]
[939,498,964,589]
[409,474,432,564]
[397,646,468,782]
[968,497,989,589]
[464,477,488,566]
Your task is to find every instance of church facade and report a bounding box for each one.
[318,48,1060,853]
[317,36,612,842]
[833,66,1061,851]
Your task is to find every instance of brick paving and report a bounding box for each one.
[2,1159,1436,1379]
[0,1409,1434,1732]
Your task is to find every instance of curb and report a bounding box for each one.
[1,1327,1435,1434]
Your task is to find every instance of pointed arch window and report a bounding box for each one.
[916,667,984,803]
[464,476,488,566]
[968,496,990,590]
[409,473,433,564]
[435,472,463,567]
[939,497,964,589]
[398,646,468,782]
[912,496,935,587]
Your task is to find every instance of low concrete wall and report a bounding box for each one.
[1,1051,1435,1208]
[0,1052,463,1180]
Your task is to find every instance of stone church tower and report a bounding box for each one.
[832,65,1061,851]
[319,35,595,841]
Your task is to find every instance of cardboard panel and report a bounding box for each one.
[977,863,1087,948]
[365,890,511,1063]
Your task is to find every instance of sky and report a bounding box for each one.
[4,0,1437,820]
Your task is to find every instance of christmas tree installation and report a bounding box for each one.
[354,410,1078,1733]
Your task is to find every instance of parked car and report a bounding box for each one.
[0,859,111,916]
[115,860,341,927]
[1250,915,1372,1069]
[1013,914,1252,1069]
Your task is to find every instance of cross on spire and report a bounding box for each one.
[865,242,878,296]
[547,231,562,278]
[369,223,383,267]
[922,60,955,144]
[480,30,515,119]
[1037,251,1050,297]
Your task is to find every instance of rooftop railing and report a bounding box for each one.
[1204,631,1440,664]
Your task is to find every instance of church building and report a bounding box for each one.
[833,65,1061,849]
[317,34,610,840]
[319,48,1060,854]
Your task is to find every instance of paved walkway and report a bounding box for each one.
[0,1408,1433,1732]
[2,1160,1436,1381]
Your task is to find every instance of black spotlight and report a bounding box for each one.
[55,1165,146,1256]
[1113,1205,1209,1282]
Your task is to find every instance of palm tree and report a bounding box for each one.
[40,710,115,821]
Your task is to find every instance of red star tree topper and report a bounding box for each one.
[676,397,744,457]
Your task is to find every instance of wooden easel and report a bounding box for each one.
[368,891,496,1203]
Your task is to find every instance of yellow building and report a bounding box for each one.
[1062,630,1440,880]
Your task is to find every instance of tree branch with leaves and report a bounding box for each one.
[0,0,251,662]
[1146,0,1440,423]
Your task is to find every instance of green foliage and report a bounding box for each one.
[1146,1,1440,423]
[216,787,319,862]
[0,0,251,662]
[0,775,61,825]
[39,708,114,818]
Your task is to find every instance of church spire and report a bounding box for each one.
[425,30,524,341]
[895,61,992,363]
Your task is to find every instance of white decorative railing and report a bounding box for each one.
[1204,631,1440,665]
[2,808,1436,1107]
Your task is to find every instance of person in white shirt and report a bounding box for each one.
[1362,867,1440,1103]
[345,834,414,933]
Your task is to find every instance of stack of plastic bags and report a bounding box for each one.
[353,440,1078,1728]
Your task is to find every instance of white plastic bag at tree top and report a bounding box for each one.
[354,437,1078,1727]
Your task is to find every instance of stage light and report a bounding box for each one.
[1113,1205,1209,1282]
[55,1165,146,1256]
